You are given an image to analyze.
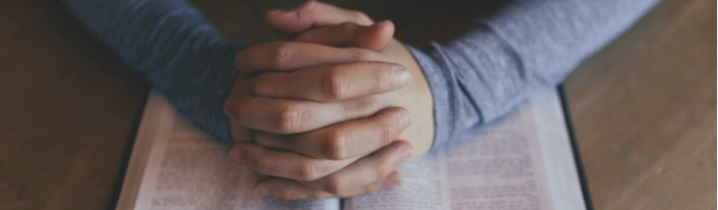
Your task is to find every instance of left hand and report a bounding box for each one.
[226,22,413,199]
[249,1,434,199]
[228,1,434,199]
[262,0,435,165]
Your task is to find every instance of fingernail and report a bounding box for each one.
[393,67,411,85]
[225,111,237,121]
[383,175,402,187]
[369,20,384,29]
[256,185,270,196]
[267,9,297,20]
[224,102,239,120]
[400,147,413,162]
[398,110,411,129]
[376,20,393,27]
[371,20,395,34]
[283,10,299,20]
[230,148,244,163]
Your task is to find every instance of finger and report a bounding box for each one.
[255,171,402,200]
[230,141,357,181]
[298,141,411,197]
[265,0,373,34]
[250,61,409,102]
[253,107,411,160]
[224,96,384,134]
[253,178,333,200]
[293,21,395,50]
[332,171,403,198]
[235,42,381,72]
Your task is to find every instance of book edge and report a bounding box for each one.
[106,90,150,210]
[558,85,595,210]
[113,92,164,210]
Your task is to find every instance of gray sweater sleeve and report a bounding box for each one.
[62,0,247,145]
[62,0,659,148]
[407,0,660,148]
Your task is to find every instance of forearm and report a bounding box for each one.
[410,0,661,148]
[62,0,247,145]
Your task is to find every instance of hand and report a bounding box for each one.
[239,1,434,198]
[224,8,415,199]
[264,0,435,165]
[225,1,435,199]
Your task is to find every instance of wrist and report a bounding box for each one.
[402,43,450,152]
[384,41,434,160]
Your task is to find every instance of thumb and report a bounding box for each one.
[293,20,395,51]
[265,1,374,34]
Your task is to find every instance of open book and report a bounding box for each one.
[114,87,591,210]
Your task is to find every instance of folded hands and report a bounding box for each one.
[224,1,434,200]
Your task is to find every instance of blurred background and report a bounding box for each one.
[0,0,715,209]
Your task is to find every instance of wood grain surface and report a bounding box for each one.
[0,0,714,209]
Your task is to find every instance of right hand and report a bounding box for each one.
[224,12,413,199]
[233,1,435,200]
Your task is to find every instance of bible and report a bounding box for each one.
[113,86,592,210]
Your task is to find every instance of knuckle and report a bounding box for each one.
[374,158,394,180]
[321,72,346,100]
[249,75,275,97]
[297,161,319,181]
[235,47,254,69]
[250,81,273,97]
[376,124,393,145]
[323,131,348,160]
[228,100,251,124]
[340,22,360,38]
[276,104,302,133]
[249,155,270,175]
[348,10,371,24]
[271,43,295,68]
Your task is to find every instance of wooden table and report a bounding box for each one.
[1,0,714,209]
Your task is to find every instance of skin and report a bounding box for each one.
[224,1,434,199]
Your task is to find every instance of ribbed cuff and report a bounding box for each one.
[404,44,457,151]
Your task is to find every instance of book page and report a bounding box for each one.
[344,88,585,210]
[124,92,340,210]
